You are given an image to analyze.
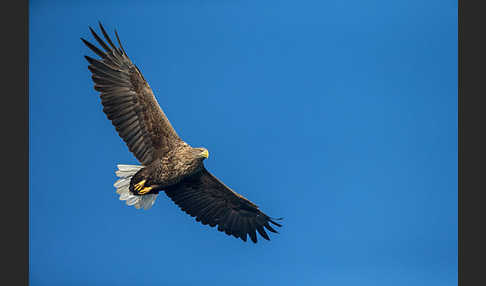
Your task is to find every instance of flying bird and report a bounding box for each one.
[81,23,282,243]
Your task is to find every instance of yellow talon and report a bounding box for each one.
[138,186,153,195]
[134,180,146,191]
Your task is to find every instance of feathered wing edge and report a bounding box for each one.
[114,164,158,210]
[165,169,283,243]
[82,22,183,166]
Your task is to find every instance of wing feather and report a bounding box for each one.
[164,168,282,243]
[82,23,182,164]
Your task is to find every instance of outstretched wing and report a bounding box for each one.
[165,168,282,243]
[82,23,182,165]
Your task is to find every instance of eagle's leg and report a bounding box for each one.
[133,179,154,195]
[138,186,153,195]
[133,180,146,191]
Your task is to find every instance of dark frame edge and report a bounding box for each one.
[458,0,462,284]
[1,0,29,285]
[458,0,486,285]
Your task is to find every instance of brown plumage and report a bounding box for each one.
[82,23,282,243]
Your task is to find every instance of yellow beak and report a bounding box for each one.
[201,149,209,159]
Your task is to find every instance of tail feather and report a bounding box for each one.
[114,164,158,210]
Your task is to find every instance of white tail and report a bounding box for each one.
[114,164,158,210]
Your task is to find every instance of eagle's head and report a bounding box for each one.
[193,147,209,160]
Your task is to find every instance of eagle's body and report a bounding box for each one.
[82,23,281,243]
[131,144,207,193]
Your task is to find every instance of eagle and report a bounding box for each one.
[81,23,282,243]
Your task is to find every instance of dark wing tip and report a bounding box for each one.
[80,37,89,45]
[98,21,118,51]
[114,29,127,55]
[81,37,106,59]
[88,26,96,35]
[98,21,108,36]
[264,221,279,234]
[256,225,270,241]
[249,230,257,243]
[84,55,93,63]
[240,233,247,242]
[98,21,106,31]
[269,217,283,228]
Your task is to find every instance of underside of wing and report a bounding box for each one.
[82,23,182,165]
[164,168,282,243]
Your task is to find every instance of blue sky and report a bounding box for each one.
[30,0,457,285]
